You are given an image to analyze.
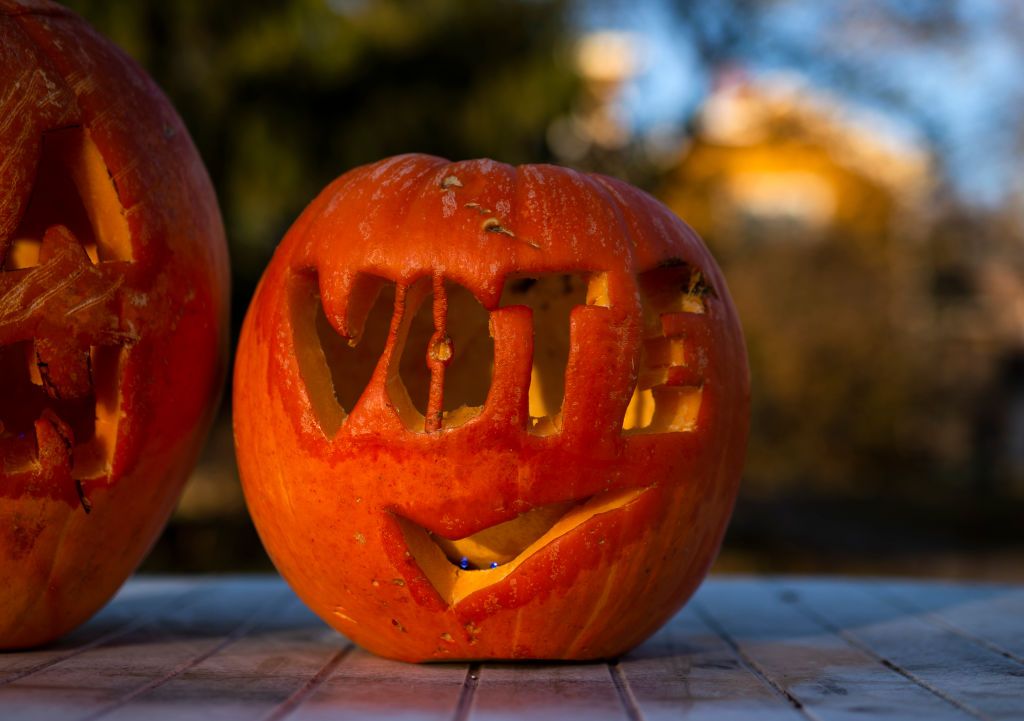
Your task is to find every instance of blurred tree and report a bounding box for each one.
[54,0,1024,574]
[663,0,1024,204]
[56,0,581,571]
[572,0,1024,503]
[64,0,580,326]
[663,76,942,496]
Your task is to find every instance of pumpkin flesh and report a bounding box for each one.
[0,0,228,648]
[234,154,749,661]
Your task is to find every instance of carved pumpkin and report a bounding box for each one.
[0,1,228,647]
[234,154,748,661]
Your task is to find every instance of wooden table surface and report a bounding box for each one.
[1,576,1022,720]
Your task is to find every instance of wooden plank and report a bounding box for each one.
[468,662,628,721]
[619,603,807,721]
[283,647,468,721]
[0,578,290,721]
[3,576,1023,721]
[781,577,1024,720]
[871,581,1024,663]
[95,597,350,721]
[692,578,976,721]
[0,577,200,684]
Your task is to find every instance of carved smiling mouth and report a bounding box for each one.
[0,126,133,495]
[396,485,651,606]
[0,227,128,496]
[0,340,121,485]
[0,227,129,495]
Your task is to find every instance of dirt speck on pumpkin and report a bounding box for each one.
[482,217,514,237]
[75,480,92,514]
[440,175,462,190]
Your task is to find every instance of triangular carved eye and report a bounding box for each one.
[290,270,394,437]
[624,262,713,434]
[3,126,132,270]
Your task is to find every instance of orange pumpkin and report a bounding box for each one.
[234,154,748,661]
[0,1,228,647]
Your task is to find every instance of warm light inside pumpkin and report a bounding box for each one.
[6,126,132,267]
[0,127,131,482]
[623,263,710,433]
[395,279,493,430]
[290,263,713,440]
[396,485,649,606]
[432,500,578,567]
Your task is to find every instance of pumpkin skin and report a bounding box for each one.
[0,1,228,648]
[234,154,748,661]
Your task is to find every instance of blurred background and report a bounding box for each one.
[65,0,1024,579]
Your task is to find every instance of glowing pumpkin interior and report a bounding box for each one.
[287,260,711,605]
[0,126,132,493]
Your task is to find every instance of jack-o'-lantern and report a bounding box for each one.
[0,1,228,647]
[234,154,748,661]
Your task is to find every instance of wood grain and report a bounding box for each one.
[1,576,1021,721]
[284,647,468,721]
[0,578,200,684]
[778,577,1024,720]
[619,603,807,721]
[0,578,289,721]
[874,580,1024,664]
[469,662,627,721]
[692,578,978,720]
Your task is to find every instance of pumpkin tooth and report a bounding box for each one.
[34,337,93,401]
[424,274,448,432]
[498,273,589,432]
[34,408,74,480]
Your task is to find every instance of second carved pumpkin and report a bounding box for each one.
[0,1,228,648]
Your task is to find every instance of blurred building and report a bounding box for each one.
[665,70,931,252]
[662,71,1024,498]
[546,30,640,163]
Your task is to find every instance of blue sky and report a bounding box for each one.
[575,0,1024,207]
